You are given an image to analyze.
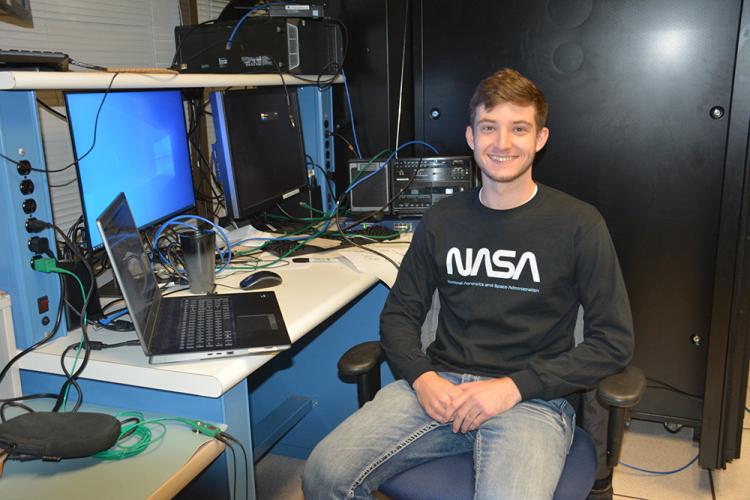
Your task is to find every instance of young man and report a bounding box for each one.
[303,68,634,499]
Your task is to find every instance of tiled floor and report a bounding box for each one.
[255,454,305,500]
[611,384,750,500]
[613,420,712,499]
[255,388,750,499]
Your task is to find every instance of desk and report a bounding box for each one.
[17,252,397,499]
[0,403,225,500]
[1,69,384,499]
[0,70,336,348]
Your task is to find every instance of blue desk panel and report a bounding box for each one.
[249,282,395,459]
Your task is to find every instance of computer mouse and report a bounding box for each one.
[240,270,283,290]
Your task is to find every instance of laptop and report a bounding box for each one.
[96,193,292,364]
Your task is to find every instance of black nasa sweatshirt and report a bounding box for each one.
[380,184,634,401]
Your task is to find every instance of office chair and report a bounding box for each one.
[337,300,644,500]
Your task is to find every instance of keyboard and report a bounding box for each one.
[262,239,327,257]
[320,224,401,245]
[261,226,400,257]
[0,48,69,71]
[177,297,235,350]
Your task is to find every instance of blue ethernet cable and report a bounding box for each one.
[225,2,293,50]
[345,140,439,194]
[152,215,232,275]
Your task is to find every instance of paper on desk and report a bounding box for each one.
[225,223,268,245]
[339,246,408,287]
[225,225,342,251]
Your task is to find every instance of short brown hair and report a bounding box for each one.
[468,68,548,130]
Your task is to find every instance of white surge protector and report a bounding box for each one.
[0,291,22,399]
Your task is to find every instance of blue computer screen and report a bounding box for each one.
[65,89,195,250]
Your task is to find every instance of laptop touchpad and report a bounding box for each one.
[238,313,279,331]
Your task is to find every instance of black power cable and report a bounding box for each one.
[219,431,250,499]
[68,58,108,71]
[28,219,96,414]
[0,274,65,405]
[216,434,238,500]
[329,156,425,271]
[0,395,58,422]
[290,17,349,90]
[646,377,704,401]
[329,131,357,157]
[185,96,226,220]
[49,222,95,413]
[0,211,139,420]
[36,99,68,121]
[0,72,120,174]
[49,178,79,189]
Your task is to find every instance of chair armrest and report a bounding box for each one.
[597,366,646,408]
[596,366,646,469]
[338,341,383,376]
[338,341,384,407]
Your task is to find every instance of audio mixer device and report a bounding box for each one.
[348,156,475,216]
[0,91,66,349]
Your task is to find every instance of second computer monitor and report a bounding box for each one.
[210,86,309,220]
[65,89,196,250]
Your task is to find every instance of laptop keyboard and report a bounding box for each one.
[177,297,236,351]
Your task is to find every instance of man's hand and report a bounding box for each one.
[412,371,464,423]
[451,377,522,433]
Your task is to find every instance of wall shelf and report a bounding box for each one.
[0,70,342,90]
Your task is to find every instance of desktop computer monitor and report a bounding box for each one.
[210,86,309,221]
[65,89,196,251]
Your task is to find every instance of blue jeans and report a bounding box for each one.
[303,373,576,500]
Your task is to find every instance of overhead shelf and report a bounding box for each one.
[0,70,342,90]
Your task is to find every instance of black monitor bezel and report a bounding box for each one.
[215,86,310,221]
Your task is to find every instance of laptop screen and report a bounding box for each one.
[96,193,160,347]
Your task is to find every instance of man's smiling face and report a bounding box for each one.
[466,102,549,186]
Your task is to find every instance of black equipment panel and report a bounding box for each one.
[414,0,743,462]
[174,18,342,74]
[391,156,473,215]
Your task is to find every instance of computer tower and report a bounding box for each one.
[174,18,343,75]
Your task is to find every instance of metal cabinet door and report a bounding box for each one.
[415,0,742,427]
